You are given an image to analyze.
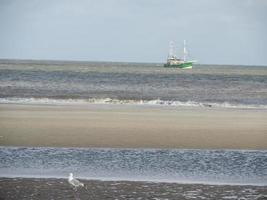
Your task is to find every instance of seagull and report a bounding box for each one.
[68,173,84,190]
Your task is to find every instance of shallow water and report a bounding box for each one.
[0,147,266,185]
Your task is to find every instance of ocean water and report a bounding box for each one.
[0,60,267,108]
[0,147,266,185]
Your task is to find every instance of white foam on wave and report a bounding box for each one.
[0,97,267,109]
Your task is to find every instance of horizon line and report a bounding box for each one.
[0,58,266,67]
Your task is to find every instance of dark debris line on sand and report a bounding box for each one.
[0,178,267,200]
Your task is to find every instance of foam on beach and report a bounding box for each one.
[1,97,267,109]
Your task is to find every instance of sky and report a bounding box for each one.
[0,0,267,65]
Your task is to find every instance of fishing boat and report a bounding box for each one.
[164,40,196,69]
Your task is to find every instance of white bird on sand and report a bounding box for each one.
[68,173,84,190]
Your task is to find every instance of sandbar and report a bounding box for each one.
[0,104,266,149]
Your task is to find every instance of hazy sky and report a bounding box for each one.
[0,0,266,65]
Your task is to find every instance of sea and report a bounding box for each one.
[0,59,267,108]
[0,60,267,199]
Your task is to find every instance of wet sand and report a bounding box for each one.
[0,104,266,149]
[0,177,266,200]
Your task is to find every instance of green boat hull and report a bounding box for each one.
[164,61,193,69]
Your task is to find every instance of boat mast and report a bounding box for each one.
[183,40,187,61]
[168,41,175,59]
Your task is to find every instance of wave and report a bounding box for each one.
[0,97,267,109]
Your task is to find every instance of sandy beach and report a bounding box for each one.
[0,104,266,149]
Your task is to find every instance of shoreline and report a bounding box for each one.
[0,177,266,200]
[1,97,267,109]
[0,175,266,187]
[0,103,266,149]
